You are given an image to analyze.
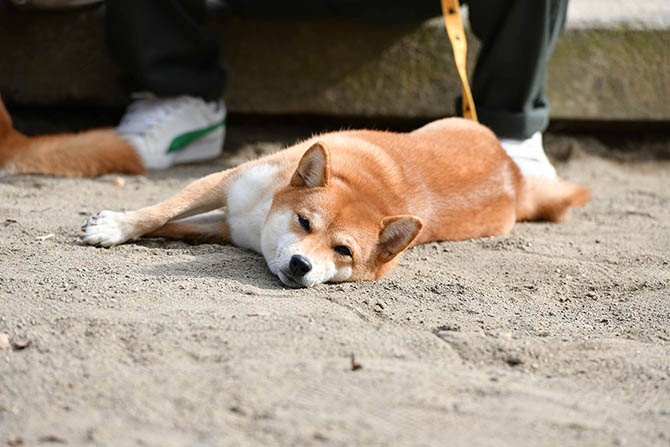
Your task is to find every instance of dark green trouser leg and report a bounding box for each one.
[105,0,225,101]
[465,0,568,139]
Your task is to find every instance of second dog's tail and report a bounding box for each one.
[0,97,145,177]
[516,176,591,222]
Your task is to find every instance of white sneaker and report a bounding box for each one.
[117,93,226,170]
[499,131,557,180]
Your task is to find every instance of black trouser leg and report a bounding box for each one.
[105,0,225,100]
[466,0,568,139]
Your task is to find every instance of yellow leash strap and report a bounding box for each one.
[440,0,478,121]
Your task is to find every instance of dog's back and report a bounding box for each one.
[313,118,588,242]
[411,117,590,222]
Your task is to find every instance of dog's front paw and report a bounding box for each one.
[81,210,134,247]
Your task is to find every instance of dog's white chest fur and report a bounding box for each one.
[226,163,279,252]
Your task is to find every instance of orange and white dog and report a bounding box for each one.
[82,120,588,288]
[0,99,589,287]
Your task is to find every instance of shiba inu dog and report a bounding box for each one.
[77,118,589,288]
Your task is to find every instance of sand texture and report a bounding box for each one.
[1,126,669,446]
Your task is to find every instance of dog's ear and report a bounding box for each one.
[290,141,331,188]
[376,215,423,263]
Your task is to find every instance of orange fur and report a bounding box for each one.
[516,177,591,222]
[145,212,230,244]
[0,97,144,177]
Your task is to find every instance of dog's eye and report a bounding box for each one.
[334,245,352,257]
[298,215,310,232]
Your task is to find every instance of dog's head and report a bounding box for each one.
[261,142,423,288]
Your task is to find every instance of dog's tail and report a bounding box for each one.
[516,176,591,222]
[0,96,145,177]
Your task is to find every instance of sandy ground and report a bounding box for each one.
[1,121,669,446]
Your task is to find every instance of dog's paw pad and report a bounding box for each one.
[81,210,131,247]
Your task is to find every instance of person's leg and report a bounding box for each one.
[105,0,225,100]
[104,0,227,170]
[466,0,568,139]
[466,0,568,179]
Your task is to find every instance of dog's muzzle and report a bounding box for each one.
[278,254,312,288]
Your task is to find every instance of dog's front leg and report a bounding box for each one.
[82,169,238,247]
[144,212,231,244]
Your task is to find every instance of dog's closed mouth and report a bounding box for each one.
[278,270,305,289]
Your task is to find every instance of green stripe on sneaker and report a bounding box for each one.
[167,118,226,153]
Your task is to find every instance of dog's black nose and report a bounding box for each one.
[289,254,312,278]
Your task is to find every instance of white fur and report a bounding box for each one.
[330,265,353,283]
[261,209,294,275]
[82,210,134,247]
[226,163,279,252]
